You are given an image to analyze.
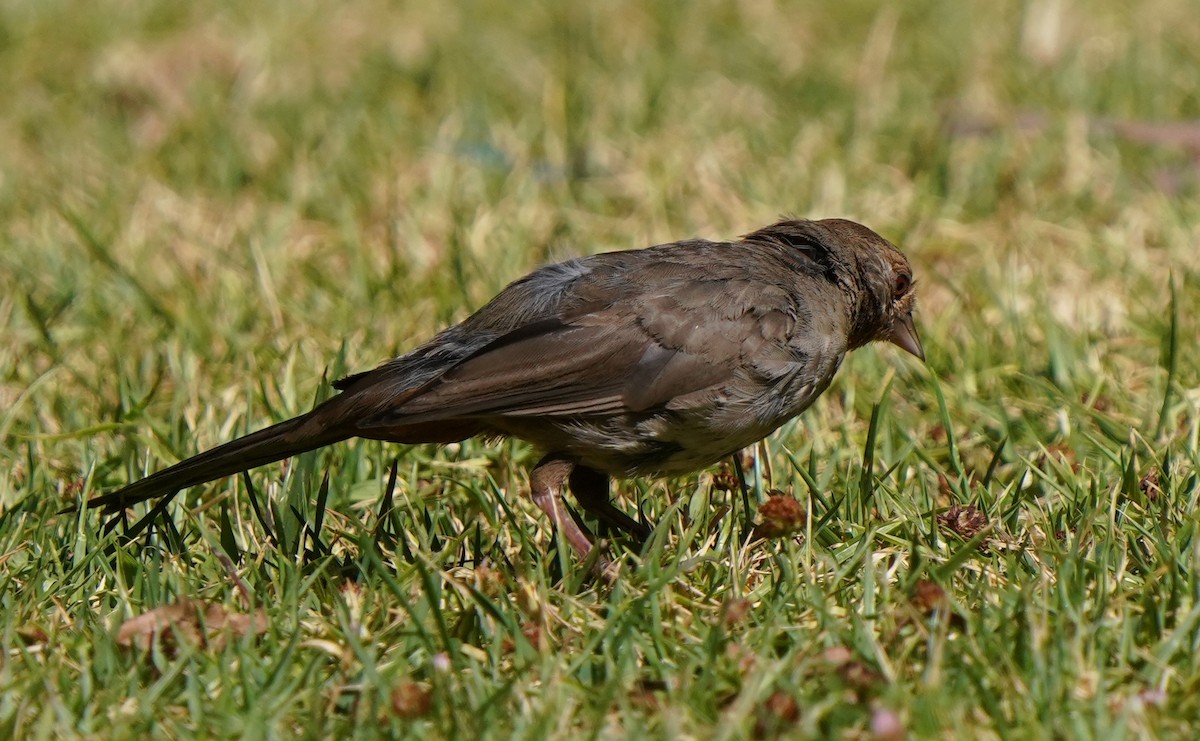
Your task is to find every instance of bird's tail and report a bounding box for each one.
[83,412,350,511]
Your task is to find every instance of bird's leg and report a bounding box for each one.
[529,454,614,580]
[569,465,654,545]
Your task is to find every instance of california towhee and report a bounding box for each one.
[88,218,923,573]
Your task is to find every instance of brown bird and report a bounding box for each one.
[88,218,923,574]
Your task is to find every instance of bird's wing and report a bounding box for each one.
[354,313,728,427]
[349,252,799,429]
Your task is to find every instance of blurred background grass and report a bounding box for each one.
[2,0,1199,737]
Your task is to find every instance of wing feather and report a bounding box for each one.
[345,244,804,432]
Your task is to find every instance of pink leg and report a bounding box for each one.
[529,454,616,581]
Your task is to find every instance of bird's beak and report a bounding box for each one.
[889,313,925,362]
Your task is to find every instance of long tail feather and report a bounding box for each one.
[84,412,350,511]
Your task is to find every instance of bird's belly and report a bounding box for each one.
[633,414,783,475]
[491,392,816,478]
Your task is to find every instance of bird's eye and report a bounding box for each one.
[894,273,911,298]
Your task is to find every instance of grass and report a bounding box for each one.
[2,0,1200,737]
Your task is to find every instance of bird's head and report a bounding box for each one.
[824,219,924,361]
[741,217,925,362]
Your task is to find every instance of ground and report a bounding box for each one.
[2,0,1199,737]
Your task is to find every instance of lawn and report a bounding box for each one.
[2,0,1199,737]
